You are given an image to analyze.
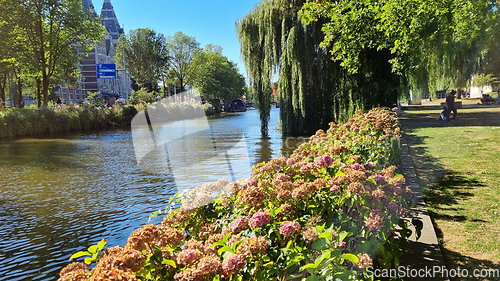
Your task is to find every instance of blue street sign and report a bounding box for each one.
[96,64,116,79]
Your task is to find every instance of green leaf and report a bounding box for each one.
[341,253,359,265]
[162,259,176,268]
[285,273,303,280]
[300,263,318,271]
[84,257,93,265]
[335,170,345,177]
[306,275,320,281]
[211,240,226,248]
[337,231,349,242]
[314,251,331,266]
[69,251,91,260]
[316,223,325,233]
[222,232,232,243]
[271,205,283,218]
[311,238,331,251]
[366,178,377,185]
[88,245,97,254]
[218,245,234,256]
[97,239,107,252]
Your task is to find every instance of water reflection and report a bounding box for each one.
[0,108,305,281]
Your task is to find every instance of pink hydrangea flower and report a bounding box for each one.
[315,154,334,168]
[373,175,387,185]
[330,184,340,192]
[393,186,402,195]
[351,163,364,171]
[388,202,399,212]
[249,211,270,228]
[337,241,346,247]
[245,178,258,187]
[280,221,301,236]
[222,254,246,276]
[176,249,199,265]
[232,216,249,233]
[287,156,300,165]
[364,162,377,170]
[300,164,311,175]
[365,209,385,230]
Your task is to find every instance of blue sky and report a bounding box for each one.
[93,0,261,77]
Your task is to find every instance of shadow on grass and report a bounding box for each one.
[400,105,500,128]
[424,172,484,207]
[440,248,500,280]
[399,108,500,280]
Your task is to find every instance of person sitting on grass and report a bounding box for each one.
[437,106,448,121]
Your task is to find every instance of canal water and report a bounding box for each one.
[0,108,303,281]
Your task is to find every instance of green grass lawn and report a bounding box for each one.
[400,106,500,280]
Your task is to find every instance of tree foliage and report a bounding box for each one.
[301,0,500,96]
[167,31,200,92]
[116,28,169,90]
[190,44,245,103]
[0,0,19,105]
[237,0,401,137]
[15,0,104,107]
[238,0,500,136]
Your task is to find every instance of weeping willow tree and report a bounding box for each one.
[301,0,500,101]
[237,0,402,137]
[403,0,496,98]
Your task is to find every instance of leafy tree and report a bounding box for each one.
[237,0,401,137]
[472,73,498,95]
[16,0,104,107]
[128,88,158,105]
[191,44,245,104]
[167,31,200,92]
[238,0,499,136]
[116,28,169,90]
[300,0,500,97]
[0,0,25,106]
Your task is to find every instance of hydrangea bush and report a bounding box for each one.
[59,108,422,281]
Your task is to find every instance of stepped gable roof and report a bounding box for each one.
[100,0,124,41]
[81,0,97,16]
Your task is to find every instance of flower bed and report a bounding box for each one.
[59,108,422,281]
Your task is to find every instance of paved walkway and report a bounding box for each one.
[399,134,450,281]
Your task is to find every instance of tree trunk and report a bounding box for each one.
[42,73,50,107]
[0,72,6,106]
[17,76,24,108]
[36,78,42,107]
[179,77,184,93]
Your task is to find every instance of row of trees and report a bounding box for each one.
[237,0,500,137]
[0,0,104,107]
[115,30,245,104]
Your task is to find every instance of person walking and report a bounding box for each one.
[445,90,457,122]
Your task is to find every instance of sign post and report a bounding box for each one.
[96,64,117,79]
